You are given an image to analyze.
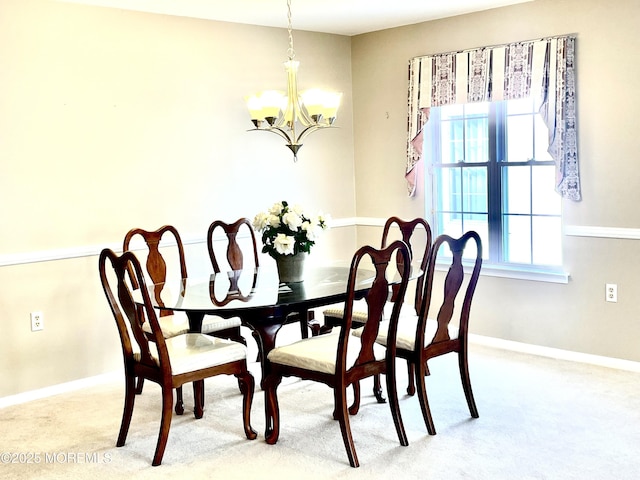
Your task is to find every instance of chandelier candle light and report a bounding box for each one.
[245,0,342,161]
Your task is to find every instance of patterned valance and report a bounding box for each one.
[406,35,580,201]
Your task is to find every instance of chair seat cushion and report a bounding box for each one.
[137,334,247,376]
[267,331,386,375]
[323,307,370,324]
[323,300,396,324]
[142,314,190,337]
[142,313,242,338]
[353,315,458,351]
[200,315,242,334]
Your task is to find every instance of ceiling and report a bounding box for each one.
[59,0,532,36]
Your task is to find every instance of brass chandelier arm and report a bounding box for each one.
[297,124,335,143]
[248,123,337,162]
[248,123,336,147]
[247,126,294,145]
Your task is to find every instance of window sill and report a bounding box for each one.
[436,261,569,284]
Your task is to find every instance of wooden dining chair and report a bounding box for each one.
[123,225,245,413]
[99,248,257,466]
[322,217,432,403]
[368,231,483,435]
[207,218,318,345]
[263,240,412,468]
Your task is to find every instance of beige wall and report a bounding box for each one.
[0,0,355,397]
[2,0,640,399]
[351,0,640,361]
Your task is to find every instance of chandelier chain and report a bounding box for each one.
[286,0,295,60]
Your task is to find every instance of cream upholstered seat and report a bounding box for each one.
[99,248,256,466]
[354,316,458,351]
[140,312,241,337]
[137,334,248,375]
[201,316,242,333]
[321,299,395,327]
[135,282,242,338]
[263,241,413,468]
[268,331,386,375]
[141,314,188,337]
[322,306,367,325]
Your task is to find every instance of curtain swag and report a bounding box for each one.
[405,35,580,201]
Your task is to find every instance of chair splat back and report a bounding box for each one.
[421,231,483,348]
[207,218,259,273]
[123,226,187,317]
[349,257,390,365]
[100,249,169,371]
[341,241,412,375]
[381,217,432,314]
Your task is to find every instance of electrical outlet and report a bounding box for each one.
[606,284,617,303]
[30,311,44,331]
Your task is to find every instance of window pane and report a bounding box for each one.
[507,114,534,162]
[441,119,463,164]
[434,168,460,213]
[502,166,531,215]
[464,213,489,261]
[503,215,531,264]
[439,212,463,239]
[532,166,561,215]
[532,216,562,266]
[465,116,488,163]
[437,213,488,261]
[462,167,488,212]
[534,114,553,161]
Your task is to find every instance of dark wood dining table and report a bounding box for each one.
[140,263,378,384]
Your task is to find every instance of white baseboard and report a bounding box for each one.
[0,371,120,409]
[469,334,640,372]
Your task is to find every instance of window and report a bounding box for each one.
[425,98,562,268]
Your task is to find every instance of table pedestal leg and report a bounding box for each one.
[249,322,282,389]
[185,311,205,333]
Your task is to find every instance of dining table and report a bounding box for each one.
[140,262,379,384]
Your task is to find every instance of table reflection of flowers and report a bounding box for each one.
[253,200,330,282]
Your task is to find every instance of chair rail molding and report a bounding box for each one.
[564,225,640,239]
[4,222,633,268]
[0,219,356,268]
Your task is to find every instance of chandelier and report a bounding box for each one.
[245,0,342,161]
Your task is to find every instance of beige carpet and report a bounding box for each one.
[2,340,639,479]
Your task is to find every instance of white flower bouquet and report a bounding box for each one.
[252,201,330,258]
